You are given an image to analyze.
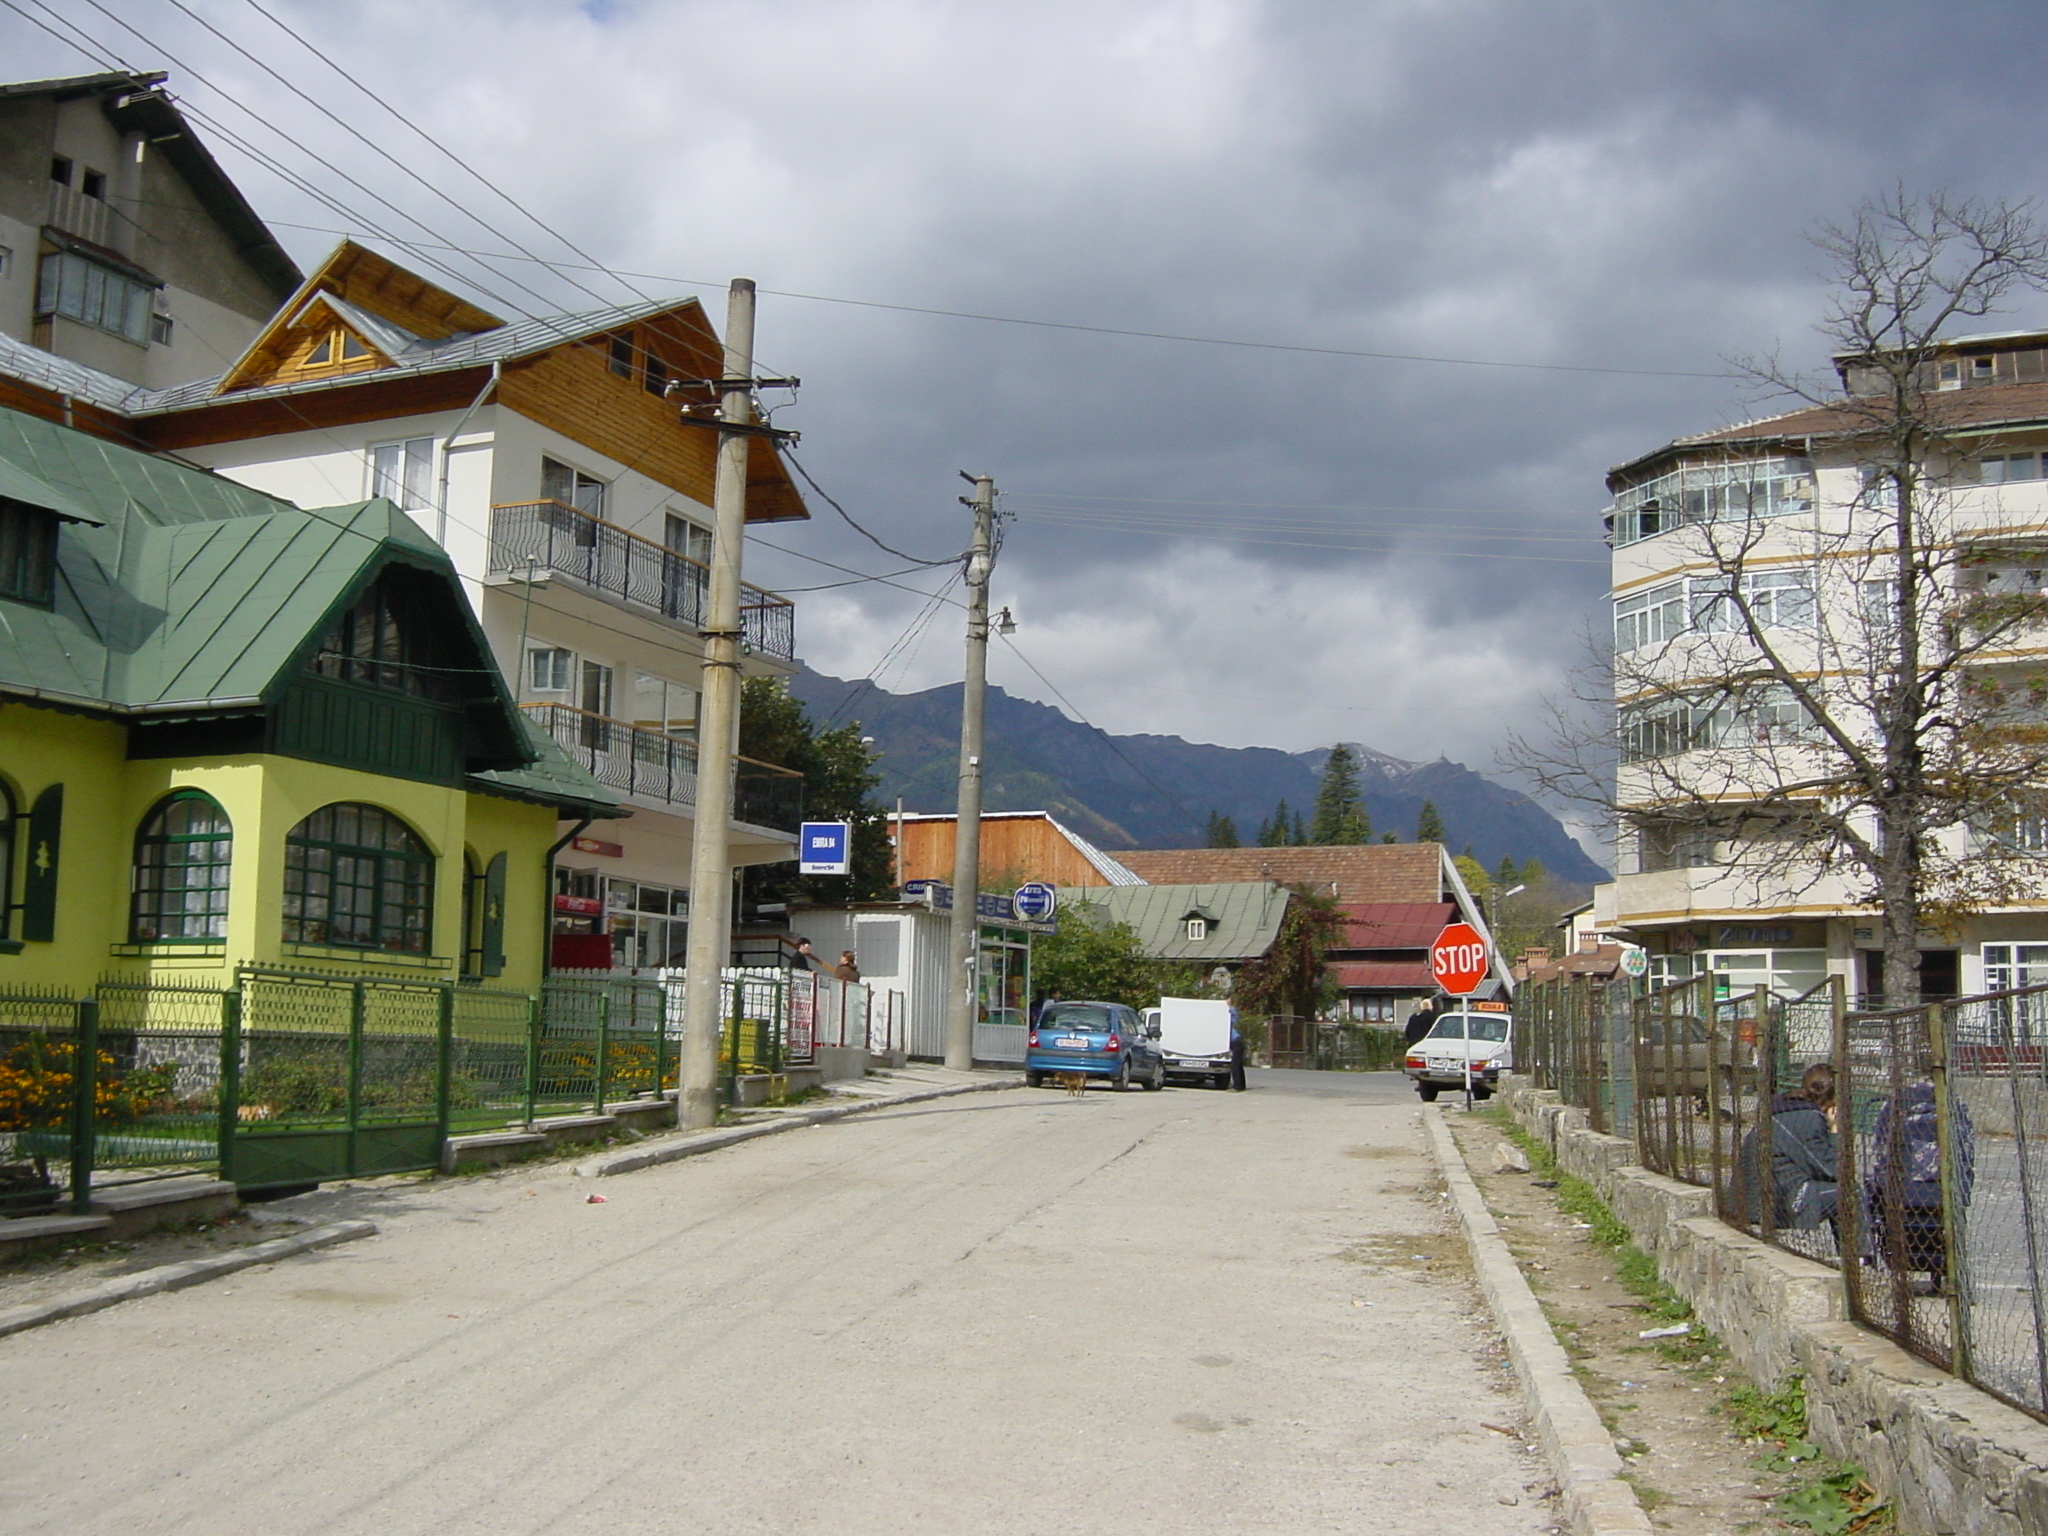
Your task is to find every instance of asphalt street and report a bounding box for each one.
[0,1071,1550,1535]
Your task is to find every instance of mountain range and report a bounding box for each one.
[787,667,1607,884]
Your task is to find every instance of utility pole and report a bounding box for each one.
[943,473,997,1071]
[679,280,759,1131]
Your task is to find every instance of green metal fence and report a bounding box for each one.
[0,965,809,1211]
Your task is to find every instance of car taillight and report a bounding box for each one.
[1405,1056,1425,1070]
[1028,1031,1038,1048]
[1106,1034,1121,1052]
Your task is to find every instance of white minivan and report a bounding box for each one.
[1147,997,1235,1088]
[1403,1005,1513,1101]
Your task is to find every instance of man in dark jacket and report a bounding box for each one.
[1740,1063,1839,1231]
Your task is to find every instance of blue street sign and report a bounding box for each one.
[1013,882,1058,921]
[798,820,852,876]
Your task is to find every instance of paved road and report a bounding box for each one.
[0,1073,1549,1535]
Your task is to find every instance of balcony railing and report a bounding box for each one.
[522,704,802,833]
[490,500,796,663]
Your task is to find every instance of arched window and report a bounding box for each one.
[283,803,433,953]
[131,791,232,942]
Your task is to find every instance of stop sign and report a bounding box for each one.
[1430,922,1490,996]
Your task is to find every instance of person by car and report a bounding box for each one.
[1867,1081,1974,1295]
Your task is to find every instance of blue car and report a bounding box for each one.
[1025,1001,1165,1091]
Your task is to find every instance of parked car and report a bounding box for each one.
[1026,1001,1164,1091]
[1148,997,1235,1088]
[1403,1009,1513,1101]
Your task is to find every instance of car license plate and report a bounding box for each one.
[1056,1036,1087,1048]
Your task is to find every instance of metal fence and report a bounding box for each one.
[1518,971,2048,1423]
[1266,1017,1405,1071]
[0,965,911,1214]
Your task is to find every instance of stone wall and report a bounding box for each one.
[1504,1079,2048,1536]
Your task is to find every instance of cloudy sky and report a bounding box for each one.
[13,0,2048,789]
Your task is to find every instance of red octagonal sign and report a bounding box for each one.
[1430,922,1491,996]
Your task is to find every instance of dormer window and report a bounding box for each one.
[0,501,57,606]
[298,327,374,371]
[1186,917,1209,942]
[310,568,458,702]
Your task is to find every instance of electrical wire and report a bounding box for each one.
[992,630,1208,837]
[782,448,959,567]
[1011,511,1608,565]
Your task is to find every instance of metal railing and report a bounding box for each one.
[1517,970,2048,1424]
[519,704,802,832]
[488,499,796,662]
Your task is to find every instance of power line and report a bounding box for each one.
[782,448,959,567]
[1010,511,1608,565]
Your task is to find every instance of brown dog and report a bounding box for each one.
[1059,1071,1088,1097]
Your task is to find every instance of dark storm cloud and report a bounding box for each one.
[7,0,2046,768]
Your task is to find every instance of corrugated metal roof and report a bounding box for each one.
[1087,882,1288,960]
[1046,816,1144,885]
[0,333,148,412]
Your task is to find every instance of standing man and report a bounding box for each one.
[1229,1012,1247,1091]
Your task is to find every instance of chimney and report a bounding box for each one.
[1519,947,1552,966]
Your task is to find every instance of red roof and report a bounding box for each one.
[1116,845,1444,905]
[1331,961,1434,990]
[1340,902,1454,949]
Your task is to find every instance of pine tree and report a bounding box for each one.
[1259,800,1294,847]
[1415,799,1445,844]
[1205,811,1241,848]
[1496,854,1521,891]
[1292,809,1310,846]
[1310,744,1371,844]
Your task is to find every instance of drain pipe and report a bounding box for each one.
[542,814,594,978]
[436,361,500,546]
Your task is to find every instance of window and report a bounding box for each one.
[1614,581,1685,652]
[0,245,12,277]
[1186,917,1209,942]
[80,168,105,201]
[149,311,172,346]
[49,156,71,186]
[130,791,232,942]
[0,502,57,606]
[283,803,434,953]
[311,568,458,701]
[1635,820,1716,872]
[1619,700,1704,762]
[368,437,434,511]
[528,646,574,694]
[662,513,712,622]
[609,334,635,379]
[1620,686,1813,761]
[632,672,697,739]
[1608,456,1815,546]
[1977,452,2046,484]
[36,251,152,343]
[605,877,689,969]
[541,456,607,517]
[643,353,669,397]
[1693,569,1815,634]
[296,326,375,372]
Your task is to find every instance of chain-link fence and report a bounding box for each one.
[1518,971,2048,1424]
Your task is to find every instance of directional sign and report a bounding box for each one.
[1430,922,1491,996]
[1013,882,1058,921]
[798,820,851,876]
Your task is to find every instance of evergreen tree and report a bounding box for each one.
[1205,811,1241,848]
[1310,744,1371,844]
[1415,798,1446,844]
[1521,857,1546,887]
[1292,809,1309,846]
[1380,831,1397,843]
[1259,800,1295,847]
[1496,854,1521,891]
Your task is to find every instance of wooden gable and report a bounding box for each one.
[213,240,504,397]
[495,299,809,523]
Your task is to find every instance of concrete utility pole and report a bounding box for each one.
[679,280,758,1131]
[943,473,997,1072]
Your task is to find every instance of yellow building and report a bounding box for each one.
[0,402,622,996]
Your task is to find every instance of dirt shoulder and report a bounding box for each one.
[1444,1106,1885,1535]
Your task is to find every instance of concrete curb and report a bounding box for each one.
[575,1075,1022,1178]
[0,1219,377,1341]
[1422,1107,1654,1536]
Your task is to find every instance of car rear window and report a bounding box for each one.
[1041,1005,1116,1031]
[1425,1015,1509,1043]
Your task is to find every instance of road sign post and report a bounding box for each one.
[1430,922,1491,1109]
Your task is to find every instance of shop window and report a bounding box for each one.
[283,803,433,953]
[130,791,232,942]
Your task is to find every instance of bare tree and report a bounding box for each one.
[1511,191,2048,1004]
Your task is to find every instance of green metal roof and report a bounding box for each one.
[1087,882,1290,962]
[467,716,627,819]
[0,405,616,815]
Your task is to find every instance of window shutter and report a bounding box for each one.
[22,784,61,942]
[481,852,508,977]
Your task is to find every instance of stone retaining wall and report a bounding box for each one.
[1503,1079,2048,1536]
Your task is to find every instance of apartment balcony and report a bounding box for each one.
[489,500,796,663]
[521,704,802,833]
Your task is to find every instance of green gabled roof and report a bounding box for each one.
[1087,882,1290,962]
[0,405,614,815]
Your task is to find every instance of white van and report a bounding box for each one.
[1149,997,1235,1088]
